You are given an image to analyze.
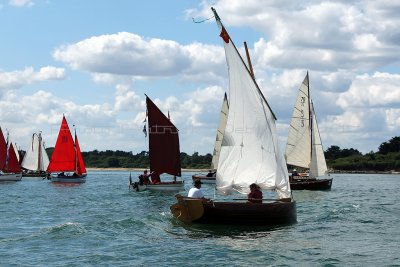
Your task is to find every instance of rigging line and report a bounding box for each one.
[192,15,214,23]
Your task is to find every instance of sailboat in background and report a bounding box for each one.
[129,95,184,192]
[47,115,87,183]
[285,73,333,190]
[171,8,296,225]
[192,93,229,184]
[21,132,50,177]
[0,127,22,181]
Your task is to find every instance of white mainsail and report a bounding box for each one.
[21,133,50,172]
[285,74,311,168]
[210,93,229,170]
[214,12,291,199]
[285,73,327,178]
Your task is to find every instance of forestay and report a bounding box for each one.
[214,14,291,199]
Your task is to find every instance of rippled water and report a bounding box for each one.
[1,172,399,266]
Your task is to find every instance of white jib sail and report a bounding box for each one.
[309,102,328,178]
[12,143,20,162]
[215,20,291,199]
[285,74,311,169]
[40,136,50,171]
[211,93,229,170]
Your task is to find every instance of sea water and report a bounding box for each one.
[0,172,399,266]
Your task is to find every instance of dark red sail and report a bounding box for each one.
[75,133,86,175]
[47,115,76,172]
[146,96,181,177]
[4,144,22,173]
[0,127,7,170]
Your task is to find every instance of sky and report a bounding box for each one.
[0,0,399,156]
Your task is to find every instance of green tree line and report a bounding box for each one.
[41,136,399,171]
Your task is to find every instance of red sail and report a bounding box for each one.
[75,133,86,175]
[4,144,22,173]
[146,96,181,177]
[0,127,7,170]
[47,116,76,172]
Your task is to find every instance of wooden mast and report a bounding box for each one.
[244,41,254,79]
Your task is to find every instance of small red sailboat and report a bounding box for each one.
[0,127,22,181]
[47,115,87,183]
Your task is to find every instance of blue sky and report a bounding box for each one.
[1,0,399,156]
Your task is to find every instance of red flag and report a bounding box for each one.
[220,27,230,43]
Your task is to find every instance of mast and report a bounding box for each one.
[307,71,313,167]
[37,133,42,172]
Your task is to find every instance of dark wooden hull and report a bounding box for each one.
[191,174,216,184]
[171,196,296,226]
[197,201,296,225]
[22,171,48,178]
[290,178,333,190]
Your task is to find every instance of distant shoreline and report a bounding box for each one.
[85,168,400,174]
[86,167,209,172]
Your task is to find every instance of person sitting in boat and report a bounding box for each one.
[291,169,299,177]
[151,172,161,184]
[72,172,79,177]
[139,170,152,185]
[248,183,263,203]
[206,170,216,177]
[188,179,209,201]
[57,172,65,177]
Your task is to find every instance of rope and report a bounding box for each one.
[192,15,214,23]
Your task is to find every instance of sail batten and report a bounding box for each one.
[146,96,181,177]
[212,8,290,199]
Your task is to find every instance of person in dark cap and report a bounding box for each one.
[188,179,208,200]
[247,183,263,203]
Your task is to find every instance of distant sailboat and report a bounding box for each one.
[171,8,296,225]
[129,95,184,191]
[0,127,22,181]
[192,93,228,184]
[285,73,333,190]
[21,132,50,177]
[47,115,87,183]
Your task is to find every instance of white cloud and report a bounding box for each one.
[114,84,142,112]
[0,66,65,91]
[337,72,400,108]
[9,0,34,7]
[53,32,191,76]
[192,1,400,72]
[53,32,226,85]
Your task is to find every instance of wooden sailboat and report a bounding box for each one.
[47,115,87,183]
[0,127,22,181]
[285,73,333,190]
[21,132,50,177]
[192,93,228,184]
[171,8,296,225]
[129,95,184,192]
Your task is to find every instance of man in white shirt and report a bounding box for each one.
[188,179,207,199]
